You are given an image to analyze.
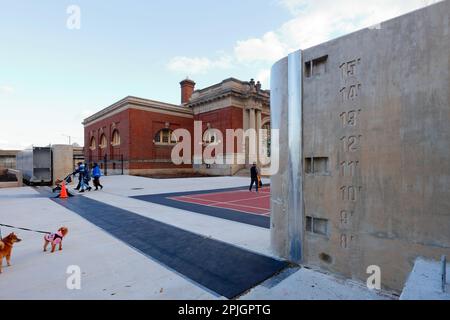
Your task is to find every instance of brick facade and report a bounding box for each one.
[83,78,270,176]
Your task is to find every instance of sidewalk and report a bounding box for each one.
[0,176,393,300]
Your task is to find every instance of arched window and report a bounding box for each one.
[261,122,271,157]
[99,134,108,149]
[89,137,97,150]
[154,129,177,145]
[111,130,121,146]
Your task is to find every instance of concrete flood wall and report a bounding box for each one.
[271,1,450,291]
[52,145,75,186]
[0,169,23,188]
[16,147,52,185]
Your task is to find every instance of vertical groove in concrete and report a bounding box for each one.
[270,51,305,263]
[287,50,304,262]
[270,57,289,258]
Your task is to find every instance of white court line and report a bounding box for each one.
[175,194,270,211]
[180,193,271,204]
[171,197,271,217]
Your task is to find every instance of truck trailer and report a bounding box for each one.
[16,147,52,185]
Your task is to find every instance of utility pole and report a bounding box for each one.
[61,134,72,145]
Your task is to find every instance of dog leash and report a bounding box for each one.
[0,223,51,236]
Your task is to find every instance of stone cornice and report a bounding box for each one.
[83,96,193,126]
[188,88,270,109]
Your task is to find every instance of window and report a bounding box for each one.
[154,129,177,145]
[306,216,329,236]
[99,135,107,149]
[305,55,328,78]
[89,137,97,150]
[305,157,329,175]
[111,130,121,146]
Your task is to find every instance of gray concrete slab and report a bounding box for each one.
[0,179,398,299]
[400,257,450,300]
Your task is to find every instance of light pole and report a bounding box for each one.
[61,134,72,145]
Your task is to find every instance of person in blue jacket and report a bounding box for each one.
[92,163,103,191]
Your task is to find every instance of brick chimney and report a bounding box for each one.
[180,78,196,104]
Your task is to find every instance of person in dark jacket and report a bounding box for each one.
[249,162,259,192]
[78,163,92,193]
[92,163,103,191]
[83,164,92,189]
[73,162,83,190]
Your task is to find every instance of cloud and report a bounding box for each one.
[167,0,440,81]
[81,109,94,118]
[234,32,287,64]
[248,0,436,54]
[0,85,14,94]
[256,69,271,88]
[0,140,30,150]
[167,54,233,75]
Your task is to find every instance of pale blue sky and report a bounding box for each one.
[0,0,438,148]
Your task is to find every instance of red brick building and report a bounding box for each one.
[83,78,270,176]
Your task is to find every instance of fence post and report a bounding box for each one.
[104,154,108,176]
[121,154,124,175]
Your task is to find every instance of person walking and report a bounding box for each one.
[73,162,83,190]
[249,162,259,192]
[77,163,92,193]
[92,163,103,191]
[83,163,92,192]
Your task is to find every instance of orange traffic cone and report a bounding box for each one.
[59,181,69,199]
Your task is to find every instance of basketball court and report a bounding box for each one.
[133,185,272,229]
[169,187,271,216]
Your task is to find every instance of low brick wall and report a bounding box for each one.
[0,169,23,188]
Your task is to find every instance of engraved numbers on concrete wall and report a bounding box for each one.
[340,110,362,128]
[340,59,363,103]
[340,210,354,225]
[340,59,361,79]
[337,57,363,251]
[340,161,360,177]
[340,84,362,102]
[340,186,363,202]
[340,234,355,249]
[340,135,363,152]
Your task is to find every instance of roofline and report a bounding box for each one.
[193,77,269,95]
[83,96,191,125]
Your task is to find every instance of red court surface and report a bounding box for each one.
[169,187,271,216]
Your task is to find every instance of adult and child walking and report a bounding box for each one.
[73,162,103,193]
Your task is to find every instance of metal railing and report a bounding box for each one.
[86,154,124,176]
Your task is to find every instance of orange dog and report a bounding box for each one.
[0,233,22,274]
[43,227,69,253]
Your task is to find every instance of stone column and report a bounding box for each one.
[243,109,249,166]
[256,110,262,164]
[270,50,304,263]
[249,108,257,164]
[249,108,256,130]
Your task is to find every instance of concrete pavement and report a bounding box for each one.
[0,176,393,300]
